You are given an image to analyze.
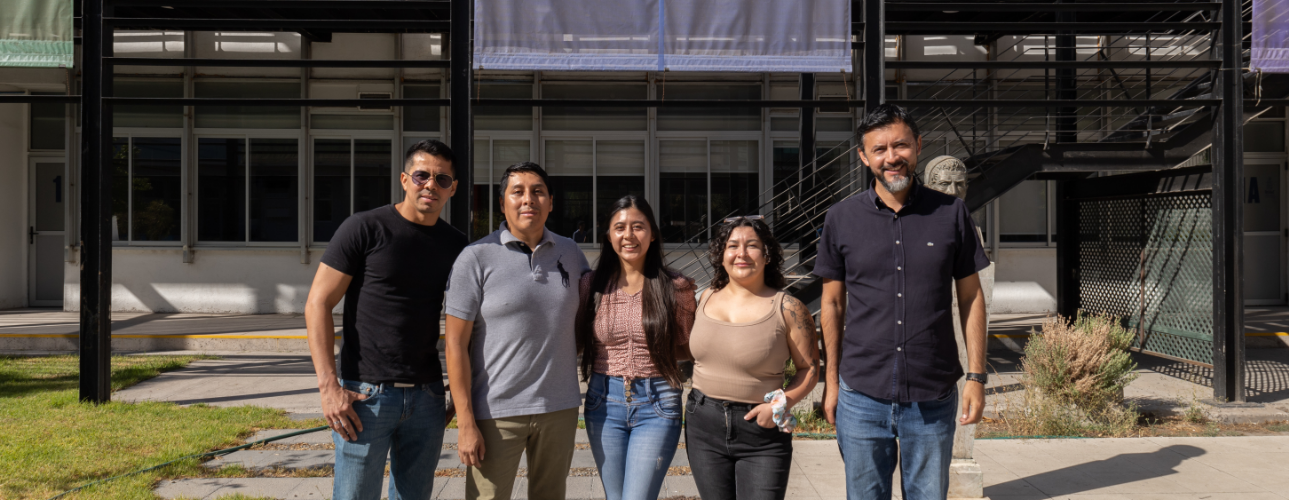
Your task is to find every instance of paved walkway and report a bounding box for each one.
[154,429,1288,500]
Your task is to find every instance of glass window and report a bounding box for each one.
[659,141,708,243]
[313,139,350,242]
[115,80,184,128]
[999,179,1047,243]
[472,138,530,239]
[313,139,392,242]
[30,92,66,150]
[541,83,647,131]
[1245,121,1286,153]
[195,81,301,129]
[404,83,442,132]
[249,139,300,242]
[111,137,182,242]
[710,140,759,221]
[545,140,594,240]
[657,84,761,131]
[197,137,300,243]
[475,83,532,131]
[197,138,247,241]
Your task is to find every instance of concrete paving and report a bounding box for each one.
[156,436,1288,499]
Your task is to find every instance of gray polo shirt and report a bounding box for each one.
[445,223,591,420]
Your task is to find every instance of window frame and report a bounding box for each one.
[308,133,400,246]
[653,132,762,247]
[539,132,650,246]
[193,131,305,247]
[110,128,186,247]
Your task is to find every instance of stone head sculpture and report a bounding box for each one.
[923,155,968,200]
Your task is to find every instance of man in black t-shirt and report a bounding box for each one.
[305,139,468,500]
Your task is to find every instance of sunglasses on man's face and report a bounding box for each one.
[408,170,455,189]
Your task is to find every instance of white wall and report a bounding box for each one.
[0,103,27,309]
[65,248,326,313]
[991,247,1057,314]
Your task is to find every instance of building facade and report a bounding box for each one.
[1,30,1286,313]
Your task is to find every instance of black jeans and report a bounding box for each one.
[685,388,793,500]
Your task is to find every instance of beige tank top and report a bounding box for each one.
[689,290,790,404]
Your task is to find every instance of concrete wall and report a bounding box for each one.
[0,103,27,309]
[65,248,324,313]
[991,247,1057,314]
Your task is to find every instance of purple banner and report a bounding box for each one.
[1252,0,1288,73]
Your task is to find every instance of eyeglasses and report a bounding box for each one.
[409,170,455,189]
[722,215,765,224]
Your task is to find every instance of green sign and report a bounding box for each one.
[0,0,73,68]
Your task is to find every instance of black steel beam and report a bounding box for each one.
[12,96,1284,108]
[80,0,113,405]
[108,57,451,68]
[888,2,1220,11]
[104,18,450,31]
[863,0,884,115]
[885,60,1222,69]
[448,0,472,235]
[109,0,448,7]
[104,97,451,106]
[884,22,1220,33]
[1054,178,1078,318]
[0,95,82,104]
[1211,0,1245,403]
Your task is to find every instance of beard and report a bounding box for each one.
[875,161,913,193]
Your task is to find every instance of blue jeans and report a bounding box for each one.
[583,373,683,500]
[835,379,957,500]
[333,379,447,500]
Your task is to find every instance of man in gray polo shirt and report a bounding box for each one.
[445,161,591,500]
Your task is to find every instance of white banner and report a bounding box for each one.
[474,0,851,73]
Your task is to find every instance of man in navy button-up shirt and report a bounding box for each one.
[814,104,989,500]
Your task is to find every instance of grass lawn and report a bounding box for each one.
[0,355,306,500]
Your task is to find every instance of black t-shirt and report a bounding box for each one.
[321,204,468,390]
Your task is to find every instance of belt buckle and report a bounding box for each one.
[393,383,416,388]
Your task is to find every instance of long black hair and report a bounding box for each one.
[575,195,689,388]
[708,217,787,291]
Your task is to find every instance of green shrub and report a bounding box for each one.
[1009,312,1140,436]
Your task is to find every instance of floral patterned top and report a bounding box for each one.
[579,272,698,380]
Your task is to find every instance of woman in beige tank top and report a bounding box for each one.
[686,217,820,500]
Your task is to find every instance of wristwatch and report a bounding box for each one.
[965,372,988,385]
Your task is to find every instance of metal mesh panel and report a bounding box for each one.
[1076,192,1213,365]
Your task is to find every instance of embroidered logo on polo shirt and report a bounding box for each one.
[556,260,570,287]
[927,242,934,246]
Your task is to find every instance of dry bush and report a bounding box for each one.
[1005,312,1140,436]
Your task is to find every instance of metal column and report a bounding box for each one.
[449,0,474,235]
[1211,0,1245,403]
[1054,179,1079,318]
[863,0,884,114]
[79,0,114,404]
[861,0,883,190]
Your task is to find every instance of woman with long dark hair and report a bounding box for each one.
[575,195,696,500]
[686,216,820,500]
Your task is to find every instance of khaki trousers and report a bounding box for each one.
[466,407,579,500]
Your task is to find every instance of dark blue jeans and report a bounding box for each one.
[835,379,957,500]
[332,379,447,500]
[685,388,793,500]
[584,373,683,500]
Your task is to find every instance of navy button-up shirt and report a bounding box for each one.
[813,183,989,403]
